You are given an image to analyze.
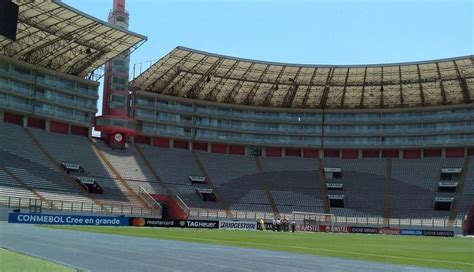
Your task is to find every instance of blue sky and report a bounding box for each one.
[65,0,473,67]
[63,0,473,116]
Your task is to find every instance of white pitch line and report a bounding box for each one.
[151,233,474,267]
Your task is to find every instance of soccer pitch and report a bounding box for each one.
[48,226,474,271]
[0,247,75,272]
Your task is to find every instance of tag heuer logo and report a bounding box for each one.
[179,221,185,227]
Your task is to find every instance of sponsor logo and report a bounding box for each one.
[422,230,454,237]
[8,213,128,226]
[128,218,219,229]
[400,229,423,236]
[323,225,349,233]
[350,227,379,234]
[297,224,320,232]
[132,217,146,227]
[185,220,218,228]
[219,221,257,230]
[378,228,400,235]
[145,219,174,227]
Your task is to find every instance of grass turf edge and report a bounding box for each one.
[42,225,474,271]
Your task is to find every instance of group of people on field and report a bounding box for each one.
[258,218,296,232]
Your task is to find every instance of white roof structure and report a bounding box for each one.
[0,0,146,78]
[131,47,474,109]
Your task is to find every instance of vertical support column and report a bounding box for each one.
[383,159,393,226]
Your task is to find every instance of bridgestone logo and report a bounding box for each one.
[219,221,257,230]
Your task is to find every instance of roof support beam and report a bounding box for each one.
[359,67,368,108]
[380,67,384,108]
[416,64,426,106]
[243,65,271,105]
[300,68,319,107]
[3,7,69,49]
[435,62,448,105]
[41,23,110,72]
[146,51,193,90]
[184,58,225,99]
[453,61,471,103]
[224,62,255,103]
[283,67,302,107]
[224,63,256,103]
[67,30,129,76]
[206,61,240,101]
[263,66,286,106]
[12,14,88,58]
[162,56,210,95]
[17,17,106,53]
[398,65,404,107]
[340,68,350,108]
[319,68,335,108]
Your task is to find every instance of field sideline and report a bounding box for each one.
[47,226,474,271]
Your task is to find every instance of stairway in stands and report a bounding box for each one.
[383,159,393,225]
[133,144,190,217]
[192,150,233,217]
[448,157,471,226]
[255,157,280,218]
[316,158,331,214]
[89,139,154,215]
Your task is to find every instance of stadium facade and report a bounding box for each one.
[0,0,145,137]
[0,0,473,233]
[127,48,474,159]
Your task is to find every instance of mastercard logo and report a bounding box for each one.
[132,217,146,226]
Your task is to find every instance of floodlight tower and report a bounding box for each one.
[95,0,137,149]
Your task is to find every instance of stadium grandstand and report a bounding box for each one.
[0,0,473,234]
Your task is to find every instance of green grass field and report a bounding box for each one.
[47,226,474,271]
[0,247,76,272]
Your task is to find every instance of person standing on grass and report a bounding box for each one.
[291,219,296,232]
[272,218,276,231]
[259,218,265,231]
[276,218,281,232]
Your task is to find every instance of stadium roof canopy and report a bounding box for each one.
[130,47,474,109]
[0,0,146,79]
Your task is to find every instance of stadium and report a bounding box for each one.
[0,0,473,271]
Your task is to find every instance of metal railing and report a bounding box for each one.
[1,195,463,228]
[138,186,162,217]
[175,194,190,217]
[189,208,464,228]
[0,195,151,216]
